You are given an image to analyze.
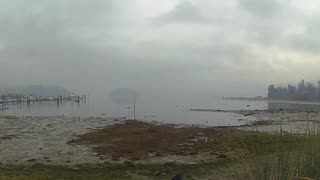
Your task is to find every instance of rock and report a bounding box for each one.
[111,156,120,161]
[210,152,219,156]
[103,161,111,165]
[217,153,227,159]
[172,174,184,180]
[154,171,167,176]
[188,151,198,155]
[148,153,155,157]
[164,160,175,166]
[68,139,76,143]
[129,156,140,161]
[124,160,135,167]
[148,127,159,133]
[27,158,37,162]
[154,171,161,176]
[155,152,161,157]
[65,160,71,163]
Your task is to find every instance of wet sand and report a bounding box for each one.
[1,110,319,166]
[0,116,120,165]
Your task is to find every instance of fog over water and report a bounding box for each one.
[0,94,266,127]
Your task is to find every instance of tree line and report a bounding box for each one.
[268,80,320,101]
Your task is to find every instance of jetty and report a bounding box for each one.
[0,93,87,105]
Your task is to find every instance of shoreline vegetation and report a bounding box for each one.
[1,112,320,179]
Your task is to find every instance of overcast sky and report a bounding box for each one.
[0,0,320,97]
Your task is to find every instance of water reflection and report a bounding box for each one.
[268,101,320,111]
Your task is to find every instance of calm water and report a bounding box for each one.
[2,95,320,127]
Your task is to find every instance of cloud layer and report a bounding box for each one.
[0,0,319,97]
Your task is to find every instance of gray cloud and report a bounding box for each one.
[286,17,320,54]
[0,0,319,98]
[152,1,207,25]
[239,0,283,17]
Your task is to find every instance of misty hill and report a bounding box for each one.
[268,80,320,101]
[1,85,71,97]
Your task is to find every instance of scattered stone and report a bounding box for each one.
[0,135,17,140]
[210,152,219,156]
[154,171,161,176]
[128,156,140,161]
[111,156,120,161]
[217,153,227,159]
[27,158,37,162]
[172,174,184,180]
[148,127,159,133]
[103,161,111,165]
[188,151,198,155]
[68,139,76,143]
[124,160,135,167]
[164,160,175,166]
[148,153,155,157]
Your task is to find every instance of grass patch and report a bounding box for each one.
[235,132,320,180]
[71,121,255,160]
[0,161,235,180]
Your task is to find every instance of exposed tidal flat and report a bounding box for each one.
[1,109,320,179]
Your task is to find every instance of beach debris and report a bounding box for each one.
[164,160,176,166]
[210,151,219,156]
[124,160,135,167]
[189,133,209,142]
[0,135,17,140]
[27,158,37,162]
[111,156,120,161]
[217,153,227,159]
[148,127,159,133]
[128,156,140,161]
[243,112,255,116]
[172,174,184,180]
[154,171,161,176]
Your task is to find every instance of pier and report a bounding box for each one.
[0,94,87,105]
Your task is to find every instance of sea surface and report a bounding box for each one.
[1,95,320,127]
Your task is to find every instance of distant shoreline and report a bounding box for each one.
[223,97,320,104]
[223,97,267,101]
